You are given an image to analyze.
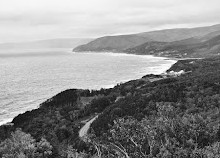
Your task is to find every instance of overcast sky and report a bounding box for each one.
[0,0,220,43]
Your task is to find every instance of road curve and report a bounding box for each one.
[79,115,99,137]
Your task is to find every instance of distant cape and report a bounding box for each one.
[73,24,220,58]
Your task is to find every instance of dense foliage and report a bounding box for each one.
[1,56,220,157]
[0,129,52,158]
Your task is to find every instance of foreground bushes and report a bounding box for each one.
[0,129,52,158]
[1,57,220,157]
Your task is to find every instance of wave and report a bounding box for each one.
[0,52,177,126]
[0,118,13,126]
[75,52,176,61]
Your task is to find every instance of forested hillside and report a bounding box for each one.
[125,34,220,58]
[73,24,220,54]
[1,56,220,157]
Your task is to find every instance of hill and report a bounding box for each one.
[1,56,220,157]
[73,34,150,52]
[125,34,220,58]
[73,24,220,52]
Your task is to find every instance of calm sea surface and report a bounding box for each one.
[0,49,176,125]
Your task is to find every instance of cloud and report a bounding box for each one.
[0,0,219,42]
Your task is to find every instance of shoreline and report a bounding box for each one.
[0,53,178,126]
[73,51,201,61]
[73,51,173,60]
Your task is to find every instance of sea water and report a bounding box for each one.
[0,49,176,125]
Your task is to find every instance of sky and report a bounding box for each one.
[0,0,220,43]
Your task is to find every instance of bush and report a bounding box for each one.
[0,129,52,158]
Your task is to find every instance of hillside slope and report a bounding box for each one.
[73,24,220,52]
[1,56,220,157]
[73,34,150,52]
[126,34,220,58]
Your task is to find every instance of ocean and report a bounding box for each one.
[0,49,176,125]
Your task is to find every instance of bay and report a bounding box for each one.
[0,49,176,125]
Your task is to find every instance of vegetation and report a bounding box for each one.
[73,24,220,55]
[0,129,52,158]
[125,34,220,58]
[1,56,220,157]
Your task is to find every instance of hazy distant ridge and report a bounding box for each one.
[73,24,220,57]
[0,38,92,50]
[126,32,220,58]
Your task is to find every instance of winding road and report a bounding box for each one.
[79,115,99,138]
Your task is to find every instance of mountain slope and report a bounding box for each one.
[138,24,220,41]
[73,24,220,52]
[125,33,220,58]
[73,35,150,52]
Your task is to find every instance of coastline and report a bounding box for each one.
[73,51,172,59]
[0,52,178,126]
[73,50,204,61]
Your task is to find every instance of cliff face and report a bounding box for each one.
[73,24,220,54]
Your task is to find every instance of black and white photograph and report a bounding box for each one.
[0,0,220,157]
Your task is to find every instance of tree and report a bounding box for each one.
[0,129,52,158]
[88,117,150,158]
[65,145,88,158]
[90,97,110,113]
